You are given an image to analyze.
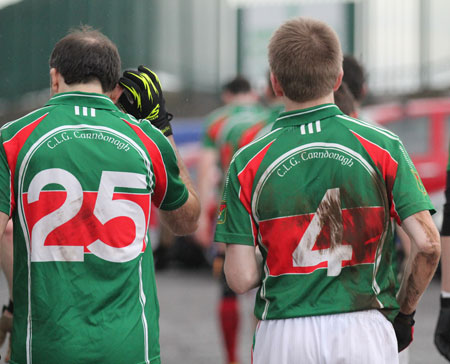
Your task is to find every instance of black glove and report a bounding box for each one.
[393,310,415,352]
[435,296,450,360]
[118,65,173,136]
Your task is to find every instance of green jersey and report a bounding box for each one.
[202,103,266,172]
[0,92,188,364]
[216,106,269,170]
[214,104,433,322]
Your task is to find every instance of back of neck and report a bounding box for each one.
[283,93,334,112]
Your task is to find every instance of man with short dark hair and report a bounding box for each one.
[215,17,440,364]
[0,26,199,364]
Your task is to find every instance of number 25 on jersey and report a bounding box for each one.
[24,168,149,263]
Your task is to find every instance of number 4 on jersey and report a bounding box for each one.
[292,188,353,276]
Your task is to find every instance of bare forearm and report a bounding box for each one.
[397,211,441,313]
[0,220,13,296]
[224,244,262,294]
[441,236,450,292]
[397,245,440,313]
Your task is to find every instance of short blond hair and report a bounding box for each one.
[268,17,343,103]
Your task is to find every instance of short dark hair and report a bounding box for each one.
[222,75,252,95]
[49,25,121,92]
[334,82,356,116]
[342,55,366,103]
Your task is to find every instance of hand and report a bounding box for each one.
[118,65,173,136]
[435,296,450,360]
[393,311,415,352]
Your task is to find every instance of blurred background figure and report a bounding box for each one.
[342,54,367,111]
[334,81,357,117]
[196,75,263,364]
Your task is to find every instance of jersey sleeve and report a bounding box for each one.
[391,140,435,223]
[134,122,188,211]
[151,131,189,211]
[0,136,11,216]
[214,159,257,246]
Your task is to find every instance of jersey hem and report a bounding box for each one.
[214,231,254,246]
[397,203,435,222]
[256,307,398,324]
[0,202,10,217]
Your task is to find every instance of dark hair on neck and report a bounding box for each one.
[49,25,121,92]
[222,75,252,95]
[334,81,356,116]
[342,55,366,103]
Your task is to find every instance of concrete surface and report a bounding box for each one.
[0,268,448,364]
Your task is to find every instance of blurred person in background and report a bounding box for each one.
[343,54,367,111]
[195,76,264,364]
[233,72,285,150]
[0,26,199,364]
[215,17,440,364]
[196,76,262,248]
[333,81,357,117]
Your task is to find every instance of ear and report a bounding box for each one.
[109,84,123,104]
[49,68,60,95]
[221,90,232,105]
[333,69,344,92]
[270,72,284,97]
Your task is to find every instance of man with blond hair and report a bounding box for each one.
[214,17,440,364]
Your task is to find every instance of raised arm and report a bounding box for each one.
[118,66,200,236]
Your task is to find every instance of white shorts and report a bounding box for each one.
[253,310,398,364]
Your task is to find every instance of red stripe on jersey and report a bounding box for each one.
[238,122,265,149]
[237,141,274,245]
[208,115,227,145]
[238,141,274,213]
[220,142,233,171]
[352,131,400,223]
[23,191,150,252]
[3,113,48,214]
[123,120,168,207]
[259,206,384,276]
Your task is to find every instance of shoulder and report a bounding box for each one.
[122,115,173,149]
[230,126,282,171]
[334,113,402,150]
[204,105,232,127]
[1,106,54,142]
